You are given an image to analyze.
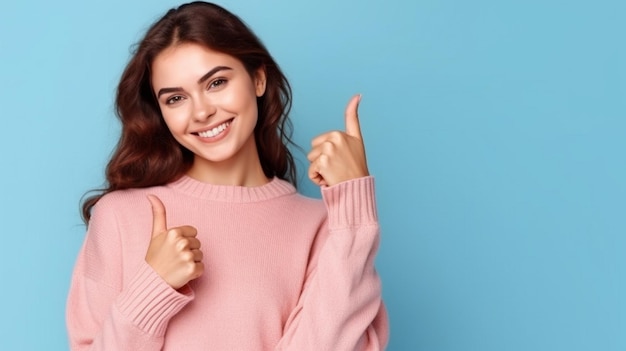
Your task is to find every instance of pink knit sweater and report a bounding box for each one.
[66,176,388,350]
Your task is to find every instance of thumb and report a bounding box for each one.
[345,94,363,139]
[147,195,167,237]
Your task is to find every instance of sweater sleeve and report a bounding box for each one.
[275,176,390,350]
[66,199,194,351]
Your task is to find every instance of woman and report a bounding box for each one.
[66,1,388,350]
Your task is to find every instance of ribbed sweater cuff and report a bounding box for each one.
[321,176,378,228]
[116,261,194,336]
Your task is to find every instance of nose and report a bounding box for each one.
[192,94,217,122]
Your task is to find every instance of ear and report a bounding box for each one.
[254,67,267,97]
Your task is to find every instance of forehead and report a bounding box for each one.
[151,43,244,88]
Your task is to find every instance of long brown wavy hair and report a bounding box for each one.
[81,1,296,223]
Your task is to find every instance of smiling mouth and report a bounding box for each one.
[193,118,233,138]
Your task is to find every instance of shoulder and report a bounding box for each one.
[291,192,327,214]
[264,179,328,223]
[93,186,157,213]
[281,182,326,209]
[89,185,169,228]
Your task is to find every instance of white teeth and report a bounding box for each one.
[198,121,230,138]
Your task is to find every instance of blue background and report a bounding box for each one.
[1,0,624,350]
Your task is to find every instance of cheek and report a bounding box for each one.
[220,81,259,113]
[160,110,188,140]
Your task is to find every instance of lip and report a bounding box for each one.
[191,117,234,143]
[191,117,235,135]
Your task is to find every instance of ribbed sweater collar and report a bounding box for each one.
[166,175,296,203]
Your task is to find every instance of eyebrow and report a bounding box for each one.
[156,66,233,98]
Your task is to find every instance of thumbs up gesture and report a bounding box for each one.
[307,94,370,187]
[145,195,204,290]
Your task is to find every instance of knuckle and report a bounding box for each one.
[319,154,330,166]
[182,263,192,276]
[323,140,335,151]
[330,131,344,140]
[167,228,181,238]
[176,238,189,251]
[181,250,194,261]
[186,262,198,276]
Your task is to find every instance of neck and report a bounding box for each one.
[186,138,269,187]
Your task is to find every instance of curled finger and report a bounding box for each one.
[187,237,201,250]
[191,248,203,262]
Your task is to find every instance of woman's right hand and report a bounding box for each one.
[145,195,204,290]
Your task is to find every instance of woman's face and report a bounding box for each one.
[151,42,266,171]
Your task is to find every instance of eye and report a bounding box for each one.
[209,78,227,89]
[165,95,185,105]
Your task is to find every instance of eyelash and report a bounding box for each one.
[165,95,184,105]
[163,78,228,105]
[209,78,227,89]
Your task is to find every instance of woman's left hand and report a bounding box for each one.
[307,94,369,187]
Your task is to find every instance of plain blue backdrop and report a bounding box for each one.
[1,0,624,350]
